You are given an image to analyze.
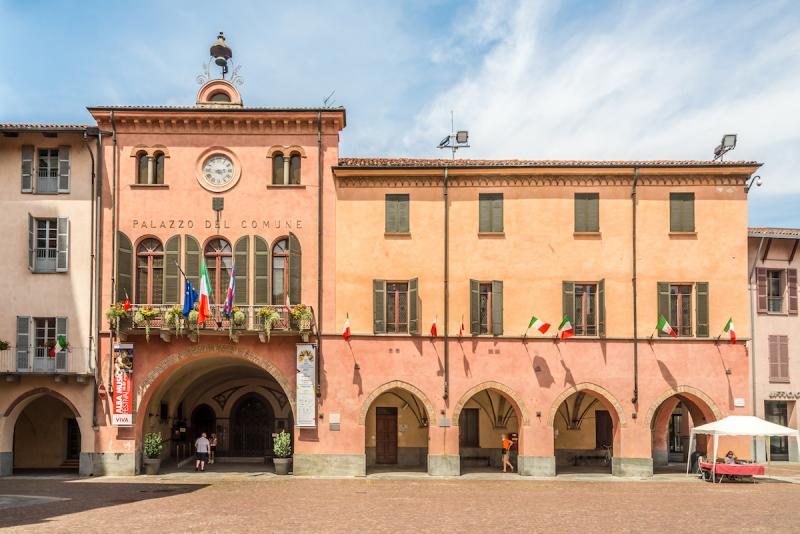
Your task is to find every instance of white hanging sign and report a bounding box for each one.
[296,343,317,427]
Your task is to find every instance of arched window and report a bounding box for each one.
[209,92,231,103]
[136,238,164,304]
[289,153,301,184]
[272,153,284,184]
[271,234,301,305]
[154,152,165,184]
[136,151,148,184]
[204,238,233,306]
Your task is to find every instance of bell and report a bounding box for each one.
[210,32,233,62]
[214,56,228,67]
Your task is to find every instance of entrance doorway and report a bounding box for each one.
[765,401,789,460]
[230,393,274,457]
[457,389,520,474]
[12,394,80,472]
[650,391,718,473]
[364,386,430,473]
[553,390,617,474]
[66,418,80,461]
[375,407,398,464]
[191,404,216,443]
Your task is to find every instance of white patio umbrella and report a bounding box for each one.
[686,415,800,482]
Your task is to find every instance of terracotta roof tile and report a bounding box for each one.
[337,157,760,168]
[749,227,800,237]
[0,123,89,130]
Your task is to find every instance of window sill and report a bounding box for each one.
[385,232,411,238]
[267,184,306,189]
[669,231,697,238]
[478,232,505,238]
[769,378,791,384]
[31,270,65,274]
[130,184,169,189]
[766,311,788,316]
[573,231,601,238]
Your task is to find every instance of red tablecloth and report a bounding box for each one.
[700,461,765,476]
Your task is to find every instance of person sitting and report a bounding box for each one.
[724,450,737,464]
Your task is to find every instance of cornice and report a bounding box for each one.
[336,174,750,188]
[92,113,344,135]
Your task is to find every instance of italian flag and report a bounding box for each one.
[342,313,351,342]
[657,314,677,337]
[430,316,438,337]
[558,315,574,340]
[724,317,736,344]
[49,336,67,357]
[458,315,465,338]
[198,261,211,324]
[528,315,551,334]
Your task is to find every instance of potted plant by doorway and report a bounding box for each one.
[143,432,163,475]
[273,430,292,475]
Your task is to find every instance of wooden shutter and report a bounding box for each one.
[373,279,386,334]
[16,316,31,370]
[56,217,69,272]
[28,213,35,271]
[491,280,503,336]
[695,282,709,337]
[385,195,397,233]
[164,235,180,304]
[234,236,249,305]
[779,336,789,381]
[562,281,575,324]
[185,235,200,289]
[409,277,419,335]
[116,231,133,302]
[479,195,491,232]
[657,282,670,337]
[58,145,71,193]
[288,233,301,306]
[397,195,409,233]
[670,193,695,232]
[470,279,480,334]
[254,236,269,305]
[492,195,503,232]
[788,269,798,315]
[575,193,599,232]
[756,268,767,313]
[598,278,606,337]
[21,145,34,193]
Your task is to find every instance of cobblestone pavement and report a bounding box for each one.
[1,473,799,533]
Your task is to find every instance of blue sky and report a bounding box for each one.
[1,0,798,227]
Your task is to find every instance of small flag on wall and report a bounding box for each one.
[657,314,677,338]
[430,316,438,337]
[458,315,465,338]
[558,315,574,340]
[724,317,736,344]
[343,313,351,342]
[123,290,132,312]
[49,336,67,357]
[527,315,551,335]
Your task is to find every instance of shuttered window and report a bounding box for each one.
[373,279,419,334]
[769,335,790,382]
[116,231,133,302]
[385,194,410,233]
[563,280,605,336]
[184,235,201,290]
[479,193,503,233]
[657,282,708,337]
[669,192,695,232]
[254,236,270,305]
[163,235,181,304]
[574,193,600,232]
[21,145,34,193]
[788,269,798,316]
[373,279,386,334]
[470,280,503,335]
[695,282,709,337]
[288,233,302,306]
[136,238,164,304]
[234,236,249,305]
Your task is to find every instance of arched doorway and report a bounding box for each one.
[190,404,216,443]
[229,393,274,457]
[13,395,81,473]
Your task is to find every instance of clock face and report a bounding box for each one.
[202,155,235,186]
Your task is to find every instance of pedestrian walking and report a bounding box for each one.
[209,433,218,464]
[195,432,210,472]
[501,433,514,473]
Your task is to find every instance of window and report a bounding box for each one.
[574,193,600,232]
[209,92,231,102]
[385,194,410,233]
[669,192,695,232]
[657,281,709,337]
[21,145,69,194]
[15,316,67,372]
[37,148,59,193]
[373,278,418,334]
[669,284,693,337]
[768,335,789,383]
[34,318,57,357]
[136,152,149,184]
[204,238,233,306]
[136,238,164,304]
[757,268,798,315]
[767,270,784,313]
[574,284,598,336]
[470,280,503,335]
[765,401,789,458]
[459,408,480,447]
[479,193,503,233]
[478,283,491,334]
[154,152,165,184]
[272,238,288,305]
[28,215,68,273]
[272,153,285,184]
[289,153,301,185]
[385,282,409,333]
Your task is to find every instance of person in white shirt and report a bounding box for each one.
[195,432,210,472]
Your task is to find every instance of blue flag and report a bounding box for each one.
[183,280,198,317]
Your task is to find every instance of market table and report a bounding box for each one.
[700,461,765,483]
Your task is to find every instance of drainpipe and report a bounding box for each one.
[108,111,118,392]
[748,237,765,458]
[443,166,450,401]
[631,166,639,406]
[316,111,323,397]
[82,131,98,427]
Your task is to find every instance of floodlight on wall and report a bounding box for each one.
[713,133,738,161]
[437,111,470,159]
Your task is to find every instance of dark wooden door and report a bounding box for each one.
[66,418,80,460]
[230,394,274,456]
[595,410,613,449]
[459,408,480,447]
[375,407,398,464]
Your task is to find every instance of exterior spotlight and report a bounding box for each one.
[455,130,469,144]
[713,133,738,161]
[745,174,762,193]
[437,112,471,159]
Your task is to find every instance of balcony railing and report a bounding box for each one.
[35,248,57,272]
[36,173,59,194]
[0,347,91,375]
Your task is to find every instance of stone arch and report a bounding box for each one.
[548,382,627,428]
[267,145,308,158]
[452,381,531,427]
[644,385,723,431]
[4,387,80,418]
[358,380,435,426]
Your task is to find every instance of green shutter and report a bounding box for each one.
[470,279,480,334]
[670,193,695,232]
[409,277,419,335]
[234,236,249,305]
[254,236,269,305]
[695,282,709,337]
[185,235,200,289]
[16,316,31,370]
[598,278,606,337]
[491,280,503,336]
[58,145,71,193]
[288,233,301,306]
[21,145,34,193]
[397,194,409,233]
[56,217,69,272]
[657,282,670,337]
[116,231,133,302]
[479,195,491,232]
[575,193,599,232]
[385,195,397,233]
[562,281,575,324]
[164,235,181,304]
[373,279,386,333]
[28,213,34,271]
[492,195,503,232]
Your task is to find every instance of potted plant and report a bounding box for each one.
[142,432,163,475]
[290,304,313,341]
[256,306,281,343]
[105,303,129,340]
[0,339,10,351]
[187,309,200,342]
[134,305,160,342]
[161,305,184,342]
[273,430,292,475]
[227,306,247,342]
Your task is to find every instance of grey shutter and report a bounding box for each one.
[598,278,606,337]
[21,145,34,193]
[234,236,249,305]
[164,235,181,304]
[58,145,71,193]
[373,279,386,333]
[55,317,68,369]
[185,235,200,289]
[695,282,709,337]
[398,195,409,233]
[288,233,301,306]
[574,194,586,232]
[254,236,269,304]
[116,231,133,302]
[470,279,480,334]
[28,213,35,271]
[16,316,31,371]
[492,195,504,232]
[756,268,767,313]
[491,280,503,336]
[385,195,397,233]
[479,195,491,232]
[409,277,419,335]
[56,217,69,272]
[657,282,670,337]
[670,193,695,232]
[562,281,575,324]
[788,269,798,315]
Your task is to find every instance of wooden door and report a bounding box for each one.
[595,410,613,449]
[66,418,80,460]
[375,407,398,464]
[459,408,480,447]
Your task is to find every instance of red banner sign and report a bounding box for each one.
[112,344,134,426]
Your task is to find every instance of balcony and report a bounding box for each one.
[0,347,91,375]
[36,171,59,194]
[34,248,57,273]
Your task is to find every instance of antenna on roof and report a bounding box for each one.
[437,110,469,159]
[323,90,336,107]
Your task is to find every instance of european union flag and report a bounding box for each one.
[183,280,198,317]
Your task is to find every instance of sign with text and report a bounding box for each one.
[296,343,317,428]
[112,343,134,426]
